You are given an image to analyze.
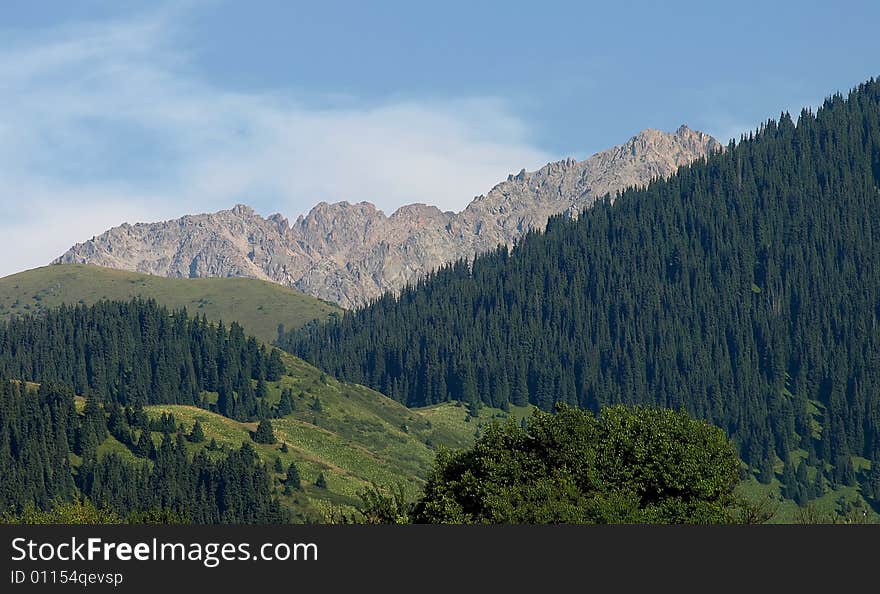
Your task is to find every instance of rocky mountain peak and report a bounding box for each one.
[230,203,255,216]
[56,126,720,308]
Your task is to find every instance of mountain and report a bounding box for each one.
[283,79,880,509]
[55,125,721,307]
[0,264,340,343]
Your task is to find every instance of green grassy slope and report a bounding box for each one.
[736,478,878,524]
[61,381,880,524]
[70,352,530,522]
[0,264,340,342]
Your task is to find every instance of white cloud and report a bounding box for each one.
[0,10,555,278]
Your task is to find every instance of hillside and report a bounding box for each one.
[0,264,339,343]
[55,126,720,307]
[285,79,880,512]
[144,353,531,521]
[67,350,529,522]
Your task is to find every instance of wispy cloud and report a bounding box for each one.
[0,8,554,277]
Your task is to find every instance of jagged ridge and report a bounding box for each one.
[55,125,721,307]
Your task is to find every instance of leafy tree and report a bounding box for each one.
[356,484,413,524]
[1,498,121,525]
[413,405,741,524]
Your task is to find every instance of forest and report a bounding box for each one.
[0,378,284,523]
[284,79,880,504]
[0,300,289,523]
[0,298,286,419]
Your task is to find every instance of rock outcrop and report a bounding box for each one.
[56,125,721,307]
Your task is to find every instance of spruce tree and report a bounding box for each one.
[758,458,775,485]
[286,462,301,489]
[188,419,205,443]
[781,457,798,500]
[252,419,276,444]
[276,389,295,417]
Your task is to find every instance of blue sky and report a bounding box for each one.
[1,0,878,276]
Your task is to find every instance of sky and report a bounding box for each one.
[1,0,878,277]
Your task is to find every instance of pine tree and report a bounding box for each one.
[781,457,798,500]
[188,419,205,443]
[285,462,301,490]
[135,430,156,460]
[812,468,825,499]
[315,472,327,489]
[276,389,295,417]
[252,419,276,444]
[795,460,811,505]
[758,458,775,485]
[266,349,286,381]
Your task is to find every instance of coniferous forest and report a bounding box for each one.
[284,79,880,499]
[0,299,286,419]
[0,300,287,523]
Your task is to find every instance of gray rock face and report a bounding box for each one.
[55,126,721,308]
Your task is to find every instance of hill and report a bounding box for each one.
[63,350,528,521]
[143,352,531,520]
[55,127,719,307]
[284,79,880,511]
[0,264,339,342]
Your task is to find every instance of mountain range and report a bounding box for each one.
[55,125,721,307]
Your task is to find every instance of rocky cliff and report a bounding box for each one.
[55,125,721,307]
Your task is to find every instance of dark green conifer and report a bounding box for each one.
[252,419,276,444]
